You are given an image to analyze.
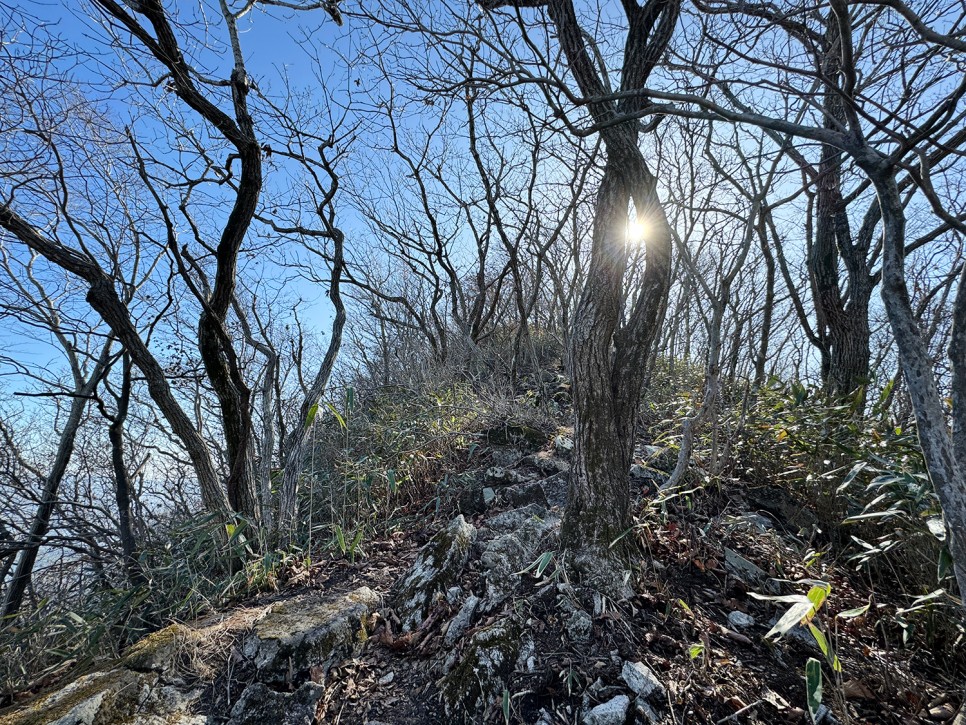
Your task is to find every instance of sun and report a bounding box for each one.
[626,216,652,244]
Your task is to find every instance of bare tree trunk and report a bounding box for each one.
[866,164,966,607]
[0,206,233,520]
[563,151,673,587]
[477,0,681,589]
[106,354,143,585]
[2,346,110,618]
[276,230,346,543]
[754,211,776,389]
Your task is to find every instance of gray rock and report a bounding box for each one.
[629,463,650,479]
[635,697,663,724]
[487,503,550,533]
[228,682,324,725]
[541,472,569,509]
[481,514,557,609]
[484,466,528,486]
[528,451,570,474]
[621,661,665,702]
[26,669,204,725]
[456,476,486,515]
[727,611,756,630]
[724,548,780,594]
[566,609,593,643]
[243,586,379,682]
[725,512,774,532]
[554,435,574,453]
[767,616,822,653]
[535,709,556,725]
[483,487,496,505]
[630,464,668,489]
[446,586,463,605]
[496,481,549,509]
[444,594,480,646]
[516,632,538,673]
[583,695,630,725]
[439,620,522,722]
[392,515,476,631]
[121,623,189,672]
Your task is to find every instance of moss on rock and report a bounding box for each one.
[392,515,476,632]
[244,586,379,683]
[439,619,522,723]
[0,667,203,725]
[121,624,188,673]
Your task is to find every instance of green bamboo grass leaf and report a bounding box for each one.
[836,603,870,619]
[326,402,347,430]
[535,550,554,577]
[765,600,814,640]
[305,402,320,429]
[805,658,823,722]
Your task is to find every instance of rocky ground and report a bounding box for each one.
[1,431,964,724]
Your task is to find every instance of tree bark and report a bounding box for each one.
[2,346,110,618]
[477,0,679,586]
[276,229,346,543]
[107,354,144,585]
[865,162,966,607]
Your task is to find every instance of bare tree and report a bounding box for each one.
[476,0,679,586]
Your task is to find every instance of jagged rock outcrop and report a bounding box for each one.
[0,668,204,725]
[391,515,476,632]
[227,682,324,725]
[439,618,523,722]
[481,507,559,610]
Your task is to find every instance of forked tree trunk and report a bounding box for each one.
[2,346,111,618]
[476,0,680,590]
[562,151,672,588]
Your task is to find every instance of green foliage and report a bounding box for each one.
[805,657,823,722]
[736,379,948,592]
[288,380,487,553]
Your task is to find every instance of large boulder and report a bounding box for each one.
[242,586,379,683]
[0,669,204,725]
[392,515,476,632]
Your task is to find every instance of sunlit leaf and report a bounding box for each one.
[805,658,823,722]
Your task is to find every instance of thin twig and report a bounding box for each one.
[716,699,764,724]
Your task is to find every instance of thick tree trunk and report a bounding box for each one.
[867,164,966,607]
[827,303,871,399]
[810,13,874,401]
[561,151,672,589]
